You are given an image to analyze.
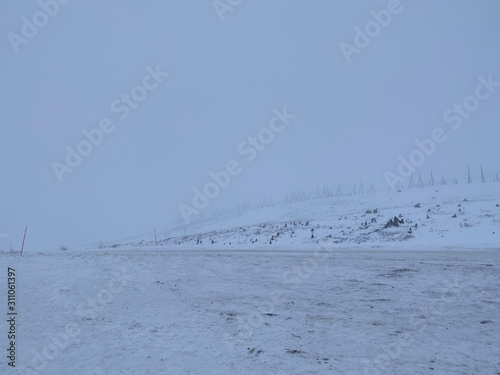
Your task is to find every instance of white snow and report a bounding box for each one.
[1,182,499,374]
[85,182,500,252]
[1,249,499,374]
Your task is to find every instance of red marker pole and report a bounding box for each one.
[154,228,158,246]
[20,226,27,256]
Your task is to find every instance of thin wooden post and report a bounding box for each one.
[20,226,27,256]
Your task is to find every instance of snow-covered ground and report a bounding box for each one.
[87,182,499,252]
[1,182,499,374]
[1,249,499,374]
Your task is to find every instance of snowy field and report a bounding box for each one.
[1,182,499,374]
[1,249,499,374]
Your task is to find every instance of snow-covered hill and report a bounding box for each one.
[89,182,499,252]
[1,183,499,375]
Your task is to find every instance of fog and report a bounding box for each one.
[1,0,499,251]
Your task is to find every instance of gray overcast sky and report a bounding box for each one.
[1,0,499,250]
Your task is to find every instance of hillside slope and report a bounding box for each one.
[90,182,500,252]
